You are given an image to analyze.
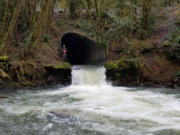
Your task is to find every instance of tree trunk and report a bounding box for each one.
[0,0,24,54]
[140,0,152,39]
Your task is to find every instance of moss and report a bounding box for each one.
[105,61,119,69]
[22,81,35,86]
[162,40,171,47]
[131,39,151,51]
[105,56,140,70]
[0,69,10,79]
[0,56,8,62]
[118,58,130,70]
[56,62,72,69]
[12,60,46,85]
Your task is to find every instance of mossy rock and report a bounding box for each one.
[0,56,9,62]
[56,62,72,69]
[0,69,10,80]
[162,41,171,47]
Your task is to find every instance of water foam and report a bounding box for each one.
[71,65,107,86]
[1,66,180,135]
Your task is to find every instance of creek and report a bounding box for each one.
[0,66,180,135]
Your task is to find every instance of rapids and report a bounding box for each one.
[0,66,180,135]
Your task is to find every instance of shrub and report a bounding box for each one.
[43,34,51,42]
[24,34,32,45]
[166,47,180,63]
[75,20,93,37]
[166,51,175,61]
[105,61,119,69]
[105,57,140,70]
[176,70,180,77]
[162,40,171,47]
[57,20,64,27]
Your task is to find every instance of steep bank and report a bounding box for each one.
[0,58,71,90]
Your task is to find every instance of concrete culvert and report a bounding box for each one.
[59,33,106,65]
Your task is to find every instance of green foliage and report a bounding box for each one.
[43,34,51,43]
[165,14,180,63]
[162,40,171,47]
[166,46,180,63]
[75,20,94,37]
[167,28,180,46]
[176,70,180,77]
[24,34,32,45]
[56,62,72,69]
[106,7,139,40]
[105,56,140,70]
[96,37,108,47]
[105,61,119,69]
[57,20,64,27]
[126,58,140,64]
[75,20,91,31]
[167,13,180,45]
[175,14,180,26]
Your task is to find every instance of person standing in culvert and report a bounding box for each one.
[62,44,67,61]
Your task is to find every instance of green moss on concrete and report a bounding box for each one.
[56,62,72,69]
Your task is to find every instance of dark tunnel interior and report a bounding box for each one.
[59,33,106,65]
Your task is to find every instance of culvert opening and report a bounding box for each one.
[59,33,106,65]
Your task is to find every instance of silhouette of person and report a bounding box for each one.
[62,44,67,61]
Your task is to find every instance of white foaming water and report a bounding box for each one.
[71,65,107,86]
[0,66,180,135]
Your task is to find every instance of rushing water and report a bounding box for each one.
[0,66,180,135]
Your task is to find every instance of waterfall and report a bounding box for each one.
[71,66,107,86]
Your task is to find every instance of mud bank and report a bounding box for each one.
[0,59,71,90]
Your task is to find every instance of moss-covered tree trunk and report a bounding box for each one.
[140,0,152,39]
[0,0,24,55]
[26,0,53,56]
[68,0,78,18]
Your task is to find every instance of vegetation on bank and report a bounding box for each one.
[0,0,180,89]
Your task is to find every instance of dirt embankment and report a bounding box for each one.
[0,56,71,90]
[106,7,180,88]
